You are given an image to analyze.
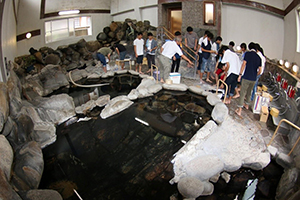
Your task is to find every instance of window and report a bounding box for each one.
[45,16,92,43]
[204,2,215,25]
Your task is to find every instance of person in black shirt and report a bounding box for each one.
[114,43,127,70]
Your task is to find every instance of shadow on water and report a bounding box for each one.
[39,87,214,199]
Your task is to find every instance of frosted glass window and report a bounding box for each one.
[45,16,92,43]
[204,2,215,25]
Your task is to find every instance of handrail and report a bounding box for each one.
[68,71,109,88]
[159,26,198,62]
[151,64,159,83]
[267,118,300,156]
[216,79,228,103]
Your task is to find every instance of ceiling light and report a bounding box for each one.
[285,61,290,68]
[58,10,80,16]
[292,64,299,73]
[236,46,241,51]
[279,59,284,65]
[26,32,32,39]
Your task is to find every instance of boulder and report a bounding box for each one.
[86,41,102,52]
[177,177,204,199]
[11,141,44,191]
[0,83,9,132]
[148,84,162,94]
[44,54,60,65]
[103,26,111,34]
[276,168,299,200]
[33,94,75,125]
[14,113,34,145]
[97,32,107,41]
[2,117,14,137]
[110,22,119,32]
[68,69,89,82]
[0,169,22,200]
[18,189,63,200]
[162,83,188,91]
[0,135,14,181]
[76,38,87,48]
[7,70,23,118]
[188,86,205,96]
[201,181,214,196]
[95,94,110,107]
[206,93,222,106]
[128,89,139,100]
[100,95,134,119]
[184,155,225,181]
[211,102,228,124]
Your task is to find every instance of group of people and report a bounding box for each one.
[96,26,266,116]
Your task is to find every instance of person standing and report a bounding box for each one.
[197,30,210,82]
[114,43,127,70]
[171,31,182,73]
[209,36,223,76]
[184,26,198,64]
[235,42,262,116]
[200,32,216,83]
[158,36,193,82]
[220,46,242,104]
[134,32,144,74]
[251,43,266,101]
[145,32,158,73]
[96,47,114,73]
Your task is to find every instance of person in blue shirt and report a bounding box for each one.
[235,42,262,116]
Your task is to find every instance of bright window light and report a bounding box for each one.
[58,10,80,16]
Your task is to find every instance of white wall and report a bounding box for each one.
[250,0,284,9]
[283,7,300,65]
[111,0,158,26]
[221,4,284,60]
[45,0,111,12]
[16,0,112,56]
[1,0,18,82]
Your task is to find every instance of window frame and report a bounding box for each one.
[44,15,92,44]
[203,1,215,26]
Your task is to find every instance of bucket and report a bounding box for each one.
[153,70,160,81]
[169,73,181,84]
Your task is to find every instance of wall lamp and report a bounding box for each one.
[58,10,80,16]
[26,32,32,39]
[285,61,290,69]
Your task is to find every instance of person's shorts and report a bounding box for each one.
[136,55,143,64]
[120,51,126,60]
[216,68,223,75]
[96,53,106,66]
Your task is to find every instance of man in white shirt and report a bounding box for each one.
[158,36,194,82]
[134,32,144,74]
[251,43,266,101]
[221,46,242,104]
[196,30,210,78]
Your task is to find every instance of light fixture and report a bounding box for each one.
[236,46,241,51]
[279,59,284,66]
[292,64,299,73]
[285,61,290,68]
[26,32,32,39]
[58,10,80,16]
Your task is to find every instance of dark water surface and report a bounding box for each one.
[39,90,213,199]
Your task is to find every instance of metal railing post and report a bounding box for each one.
[267,118,300,156]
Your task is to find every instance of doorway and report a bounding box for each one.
[168,7,182,35]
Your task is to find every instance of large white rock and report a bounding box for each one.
[162,83,188,91]
[148,84,162,94]
[188,86,205,96]
[206,93,222,106]
[100,95,134,119]
[95,94,110,107]
[211,102,228,124]
[177,177,204,199]
[128,89,139,100]
[185,155,224,181]
[171,116,271,183]
[0,135,13,181]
